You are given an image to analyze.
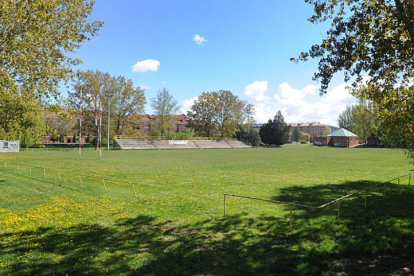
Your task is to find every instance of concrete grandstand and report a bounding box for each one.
[114,139,250,150]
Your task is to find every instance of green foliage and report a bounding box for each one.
[259,111,289,145]
[70,70,146,139]
[246,129,262,146]
[299,0,414,159]
[292,126,300,142]
[150,88,180,136]
[188,91,252,138]
[0,91,45,146]
[0,0,102,99]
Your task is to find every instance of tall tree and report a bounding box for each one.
[108,76,146,135]
[0,0,102,141]
[187,92,217,137]
[71,70,146,140]
[292,126,300,142]
[214,90,246,138]
[352,99,378,146]
[259,111,289,146]
[188,90,250,138]
[338,106,356,132]
[297,0,414,159]
[150,88,180,136]
[70,70,110,144]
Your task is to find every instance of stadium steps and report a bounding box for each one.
[225,140,251,148]
[153,140,199,150]
[114,139,156,150]
[193,140,232,149]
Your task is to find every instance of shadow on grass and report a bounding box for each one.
[1,181,414,275]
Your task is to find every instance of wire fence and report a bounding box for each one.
[1,159,412,233]
[224,172,413,231]
[1,161,140,198]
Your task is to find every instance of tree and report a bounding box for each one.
[108,76,146,135]
[322,126,331,137]
[187,92,217,137]
[70,70,110,145]
[188,90,251,138]
[259,111,289,146]
[0,0,102,141]
[292,126,300,142]
[297,0,414,159]
[150,88,180,136]
[338,106,356,133]
[71,70,146,142]
[215,91,247,138]
[352,99,378,146]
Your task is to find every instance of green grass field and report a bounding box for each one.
[1,146,413,275]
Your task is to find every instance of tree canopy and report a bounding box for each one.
[259,111,289,146]
[0,0,102,143]
[150,88,180,136]
[188,90,252,138]
[299,0,414,159]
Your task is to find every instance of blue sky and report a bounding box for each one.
[72,0,357,126]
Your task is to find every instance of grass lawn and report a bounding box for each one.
[0,145,413,275]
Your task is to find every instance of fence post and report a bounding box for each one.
[43,168,46,177]
[224,194,227,216]
[29,166,32,175]
[337,201,341,224]
[132,184,137,198]
[78,175,83,186]
[289,205,293,232]
[102,179,107,191]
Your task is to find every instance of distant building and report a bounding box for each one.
[313,128,360,147]
[138,114,189,133]
[288,122,331,138]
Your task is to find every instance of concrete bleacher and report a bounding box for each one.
[225,140,250,148]
[114,139,251,150]
[114,139,156,150]
[153,140,199,150]
[193,140,232,149]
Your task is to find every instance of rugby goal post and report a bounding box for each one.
[0,140,20,152]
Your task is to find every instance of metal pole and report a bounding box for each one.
[79,88,83,157]
[107,97,110,151]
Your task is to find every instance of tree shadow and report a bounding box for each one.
[1,181,413,275]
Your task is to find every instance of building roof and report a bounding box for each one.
[327,128,358,137]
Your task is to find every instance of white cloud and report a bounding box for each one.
[244,81,269,101]
[132,59,160,72]
[139,83,151,90]
[193,34,207,45]
[253,82,357,126]
[181,96,198,114]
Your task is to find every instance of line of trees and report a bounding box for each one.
[187,90,254,139]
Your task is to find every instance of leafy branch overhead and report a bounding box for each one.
[0,0,103,98]
[296,0,414,94]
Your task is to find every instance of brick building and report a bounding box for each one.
[138,114,189,133]
[288,122,330,138]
